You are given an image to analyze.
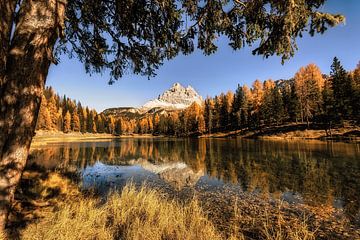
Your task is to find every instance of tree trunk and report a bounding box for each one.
[0,0,66,232]
[0,0,18,151]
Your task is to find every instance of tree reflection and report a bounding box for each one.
[29,139,360,219]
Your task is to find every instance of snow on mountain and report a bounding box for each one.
[102,83,203,116]
[140,83,203,112]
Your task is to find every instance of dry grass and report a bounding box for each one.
[8,170,322,240]
[19,183,319,240]
[21,184,222,240]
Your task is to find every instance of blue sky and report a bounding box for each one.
[46,0,360,112]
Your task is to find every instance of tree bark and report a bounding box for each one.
[0,0,66,232]
[0,0,18,152]
[0,0,17,85]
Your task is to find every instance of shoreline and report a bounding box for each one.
[32,124,360,146]
[31,131,165,147]
[201,123,360,143]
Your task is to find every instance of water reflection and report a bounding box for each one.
[29,138,360,219]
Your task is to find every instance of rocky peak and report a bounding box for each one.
[141,82,202,112]
[102,82,203,116]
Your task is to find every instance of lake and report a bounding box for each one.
[29,138,360,220]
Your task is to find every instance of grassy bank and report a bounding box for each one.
[5,169,359,240]
[201,123,360,142]
[31,130,163,147]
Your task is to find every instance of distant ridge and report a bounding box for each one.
[102,82,203,117]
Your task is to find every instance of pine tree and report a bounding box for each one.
[240,85,251,127]
[81,108,88,133]
[261,80,276,124]
[231,84,244,129]
[153,114,160,134]
[96,114,105,133]
[219,93,229,131]
[351,63,360,120]
[213,96,221,132]
[114,118,122,135]
[204,97,214,133]
[322,78,335,134]
[271,87,285,124]
[107,116,115,134]
[330,57,353,120]
[47,95,58,130]
[71,110,80,132]
[63,111,71,133]
[197,114,206,134]
[147,117,154,133]
[36,96,52,130]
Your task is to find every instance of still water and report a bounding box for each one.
[29,138,360,218]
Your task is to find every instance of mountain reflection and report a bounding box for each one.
[29,138,360,219]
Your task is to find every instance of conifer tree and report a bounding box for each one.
[47,95,59,130]
[289,81,301,123]
[240,85,251,127]
[261,80,276,124]
[294,64,324,125]
[96,114,105,133]
[153,114,160,134]
[330,57,353,120]
[63,111,71,133]
[352,63,360,120]
[81,108,88,133]
[36,96,52,130]
[57,108,64,132]
[231,84,244,129]
[251,80,264,127]
[115,118,122,135]
[71,110,81,132]
[213,96,221,132]
[147,117,154,133]
[322,78,335,132]
[204,98,214,133]
[271,87,285,124]
[107,116,115,134]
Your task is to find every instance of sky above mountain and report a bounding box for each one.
[46,0,360,112]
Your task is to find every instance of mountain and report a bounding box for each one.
[102,83,203,117]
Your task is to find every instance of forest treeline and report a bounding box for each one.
[37,57,360,136]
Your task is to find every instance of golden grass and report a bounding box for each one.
[21,184,222,240]
[11,170,321,240]
[19,183,318,240]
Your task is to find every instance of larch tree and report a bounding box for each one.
[63,110,71,133]
[36,96,52,130]
[81,108,88,133]
[251,79,264,127]
[294,64,324,125]
[213,96,222,132]
[47,95,59,130]
[71,110,81,132]
[107,116,115,134]
[0,0,345,231]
